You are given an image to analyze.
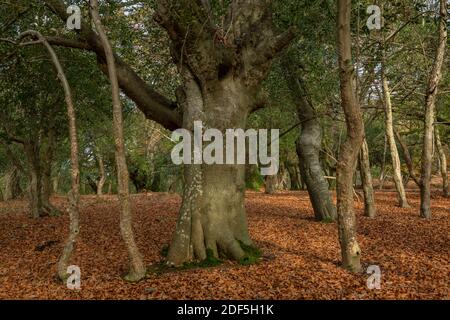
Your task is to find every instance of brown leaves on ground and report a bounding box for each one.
[0,190,448,299]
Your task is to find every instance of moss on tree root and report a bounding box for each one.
[237,241,262,265]
[149,242,263,275]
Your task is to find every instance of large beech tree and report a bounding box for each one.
[154,0,295,265]
[41,0,295,266]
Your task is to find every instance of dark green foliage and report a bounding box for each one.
[245,166,264,191]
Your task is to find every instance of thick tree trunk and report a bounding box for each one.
[91,0,146,281]
[420,0,448,218]
[380,62,409,207]
[167,72,252,265]
[336,0,363,272]
[435,127,449,197]
[359,139,376,218]
[296,124,336,221]
[282,56,336,221]
[156,0,295,266]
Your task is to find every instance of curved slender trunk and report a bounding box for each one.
[19,30,82,282]
[435,127,449,197]
[380,62,409,207]
[91,0,146,281]
[420,0,448,218]
[394,128,420,188]
[359,139,376,218]
[336,0,363,272]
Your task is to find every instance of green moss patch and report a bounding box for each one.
[238,241,262,265]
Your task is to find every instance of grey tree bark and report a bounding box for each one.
[95,146,106,196]
[420,0,448,218]
[435,127,449,197]
[18,30,82,282]
[4,166,21,201]
[380,56,409,208]
[281,57,336,221]
[336,0,363,272]
[91,0,146,281]
[155,0,296,266]
[359,139,376,218]
[394,128,420,187]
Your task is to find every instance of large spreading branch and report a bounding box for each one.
[41,0,182,130]
[154,0,296,108]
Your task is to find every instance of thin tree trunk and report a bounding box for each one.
[52,173,59,195]
[359,139,376,218]
[107,181,112,194]
[394,128,420,187]
[420,0,448,218]
[91,0,146,281]
[41,126,55,206]
[19,30,82,282]
[286,163,301,190]
[24,141,43,218]
[336,0,363,272]
[380,58,409,207]
[435,127,449,197]
[379,133,387,190]
[95,146,106,196]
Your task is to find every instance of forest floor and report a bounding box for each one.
[0,189,448,300]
